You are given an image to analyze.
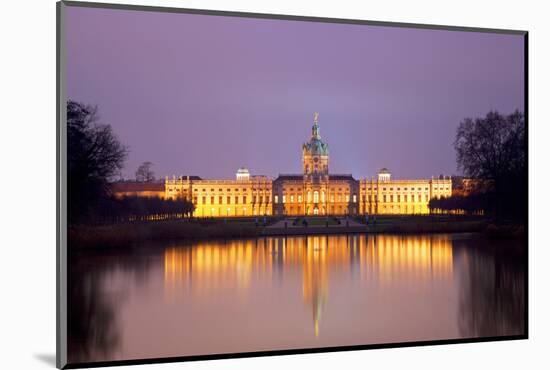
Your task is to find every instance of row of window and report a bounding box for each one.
[197,188,270,192]
[170,186,450,193]
[281,187,349,192]
[360,194,430,203]
[169,187,270,193]
[196,207,270,216]
[274,193,358,204]
[198,195,274,205]
[194,193,434,205]
[168,188,271,193]
[361,186,450,191]
[170,186,450,196]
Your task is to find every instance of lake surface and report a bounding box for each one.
[67,233,526,364]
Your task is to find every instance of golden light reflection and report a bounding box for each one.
[361,235,453,284]
[163,234,453,336]
[302,236,329,337]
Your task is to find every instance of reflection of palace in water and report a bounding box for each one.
[163,235,453,336]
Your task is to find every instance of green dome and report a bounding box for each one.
[303,121,329,156]
[303,138,329,156]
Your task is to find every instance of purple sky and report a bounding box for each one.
[66,6,524,180]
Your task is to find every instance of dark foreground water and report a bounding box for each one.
[67,233,526,364]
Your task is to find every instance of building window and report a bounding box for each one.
[404,195,408,202]
[353,194,357,203]
[313,191,319,203]
[298,195,302,202]
[219,196,223,204]
[235,196,239,204]
[321,191,326,203]
[226,196,231,204]
[274,195,279,204]
[290,195,294,203]
[243,196,247,204]
[397,195,400,202]
[345,194,350,202]
[425,194,429,202]
[390,195,393,202]
[330,195,334,203]
[383,195,387,203]
[282,195,286,203]
[202,196,206,204]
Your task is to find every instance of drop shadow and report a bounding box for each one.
[34,353,56,367]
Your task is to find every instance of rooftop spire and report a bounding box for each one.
[312,112,321,139]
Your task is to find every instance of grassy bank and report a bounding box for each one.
[68,216,523,249]
[69,220,263,249]
[364,217,524,238]
[366,220,487,234]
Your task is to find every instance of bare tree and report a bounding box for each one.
[67,100,127,224]
[135,161,155,182]
[454,110,525,219]
[454,110,525,182]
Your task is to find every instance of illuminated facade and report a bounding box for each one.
[161,113,452,217]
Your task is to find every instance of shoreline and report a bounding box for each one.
[68,216,524,250]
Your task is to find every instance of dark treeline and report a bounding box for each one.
[67,100,193,225]
[430,110,526,222]
[96,196,195,224]
[68,100,126,225]
[429,193,490,215]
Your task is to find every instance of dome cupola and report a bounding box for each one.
[302,112,329,177]
[303,112,329,157]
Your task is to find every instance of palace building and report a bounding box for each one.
[151,113,451,217]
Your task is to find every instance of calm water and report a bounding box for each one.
[68,233,526,364]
